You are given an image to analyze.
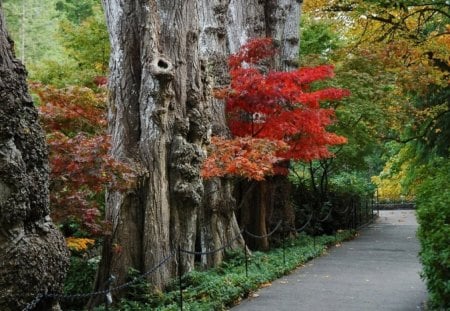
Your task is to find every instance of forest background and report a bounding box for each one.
[2,0,449,309]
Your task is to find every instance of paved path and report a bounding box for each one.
[231,210,428,311]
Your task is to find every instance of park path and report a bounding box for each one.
[231,210,428,311]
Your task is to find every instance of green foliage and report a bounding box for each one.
[300,15,341,60]
[92,231,354,311]
[3,0,108,87]
[329,171,376,196]
[55,0,98,24]
[2,0,64,66]
[413,85,450,158]
[30,3,109,87]
[29,58,98,87]
[289,160,376,199]
[58,5,109,74]
[416,158,450,309]
[63,255,100,309]
[295,14,400,204]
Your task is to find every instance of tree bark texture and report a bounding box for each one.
[0,6,69,311]
[94,0,301,296]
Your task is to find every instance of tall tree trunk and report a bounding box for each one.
[92,1,213,300]
[196,0,243,267]
[92,0,301,302]
[0,6,69,311]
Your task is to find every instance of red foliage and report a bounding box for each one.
[202,136,288,181]
[228,37,276,69]
[93,76,108,87]
[32,84,134,236]
[202,38,349,180]
[33,83,107,133]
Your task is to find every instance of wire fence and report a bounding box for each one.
[22,198,376,311]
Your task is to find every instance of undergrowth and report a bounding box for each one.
[93,231,354,311]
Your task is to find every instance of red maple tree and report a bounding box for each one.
[33,83,134,236]
[202,38,350,180]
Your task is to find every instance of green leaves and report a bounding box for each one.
[55,0,97,24]
[58,4,109,74]
[300,15,341,61]
[416,159,450,309]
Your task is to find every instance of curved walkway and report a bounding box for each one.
[231,210,427,311]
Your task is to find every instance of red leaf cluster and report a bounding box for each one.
[93,76,108,87]
[32,83,107,134]
[201,136,288,181]
[228,37,276,69]
[33,84,134,236]
[203,38,349,180]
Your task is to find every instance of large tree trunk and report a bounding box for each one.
[92,1,212,300]
[196,0,242,267]
[0,7,69,311]
[92,0,301,301]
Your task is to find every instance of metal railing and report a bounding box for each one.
[22,199,376,311]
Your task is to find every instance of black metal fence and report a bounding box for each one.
[375,202,416,210]
[22,199,376,311]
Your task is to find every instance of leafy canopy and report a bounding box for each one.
[34,84,134,236]
[202,38,349,180]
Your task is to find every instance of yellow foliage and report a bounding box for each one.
[303,0,329,13]
[66,237,95,252]
[372,146,418,202]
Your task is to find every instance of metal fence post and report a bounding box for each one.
[313,208,316,251]
[244,230,249,278]
[104,275,115,311]
[177,245,183,311]
[282,227,286,266]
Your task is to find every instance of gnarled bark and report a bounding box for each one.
[0,6,69,311]
[92,0,301,302]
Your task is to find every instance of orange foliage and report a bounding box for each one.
[202,136,288,180]
[66,237,95,252]
[32,83,135,236]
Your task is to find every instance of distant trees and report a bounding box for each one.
[2,0,61,65]
[3,0,108,86]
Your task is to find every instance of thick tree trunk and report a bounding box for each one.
[92,1,212,300]
[197,0,243,267]
[92,0,301,302]
[0,7,69,311]
[201,0,301,254]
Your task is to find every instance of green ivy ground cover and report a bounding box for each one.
[93,231,354,311]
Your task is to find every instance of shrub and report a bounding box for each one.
[416,158,450,309]
[62,255,100,309]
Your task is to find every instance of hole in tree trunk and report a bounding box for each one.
[157,59,169,69]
